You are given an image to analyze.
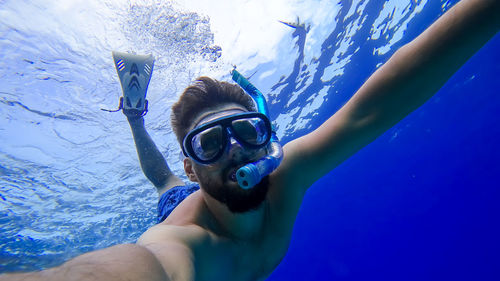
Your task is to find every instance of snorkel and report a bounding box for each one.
[231,68,283,189]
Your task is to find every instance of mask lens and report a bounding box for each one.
[232,117,269,146]
[191,125,224,161]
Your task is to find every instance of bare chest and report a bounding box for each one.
[168,191,296,281]
[194,229,291,281]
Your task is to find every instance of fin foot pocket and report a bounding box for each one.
[123,100,148,117]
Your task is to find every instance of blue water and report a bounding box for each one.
[1,0,499,280]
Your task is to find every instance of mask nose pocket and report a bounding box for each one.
[226,127,247,156]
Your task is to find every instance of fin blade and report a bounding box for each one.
[112,51,155,114]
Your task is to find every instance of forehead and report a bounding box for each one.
[191,103,249,129]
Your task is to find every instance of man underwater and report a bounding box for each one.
[2,0,499,280]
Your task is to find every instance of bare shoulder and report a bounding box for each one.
[265,142,314,234]
[137,224,212,281]
[138,222,212,246]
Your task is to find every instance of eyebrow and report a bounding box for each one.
[195,109,247,126]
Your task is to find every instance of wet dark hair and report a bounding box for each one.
[171,76,256,145]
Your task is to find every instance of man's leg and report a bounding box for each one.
[127,116,184,195]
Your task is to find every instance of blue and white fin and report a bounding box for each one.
[112,51,155,116]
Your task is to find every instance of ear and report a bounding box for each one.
[183,158,199,182]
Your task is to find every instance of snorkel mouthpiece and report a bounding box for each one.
[236,164,260,189]
[236,142,283,189]
[231,68,283,189]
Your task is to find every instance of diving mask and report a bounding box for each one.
[182,112,272,165]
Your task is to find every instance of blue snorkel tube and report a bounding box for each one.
[231,68,283,189]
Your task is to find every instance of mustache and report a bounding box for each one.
[224,158,254,176]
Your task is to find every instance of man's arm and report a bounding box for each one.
[127,116,184,194]
[0,244,170,281]
[275,0,499,195]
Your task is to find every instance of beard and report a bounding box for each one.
[200,174,269,213]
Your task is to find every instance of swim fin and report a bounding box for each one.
[111,51,155,117]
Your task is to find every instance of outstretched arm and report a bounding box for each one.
[275,0,500,196]
[0,244,170,281]
[127,116,184,194]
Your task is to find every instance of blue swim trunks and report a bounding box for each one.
[157,183,200,223]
